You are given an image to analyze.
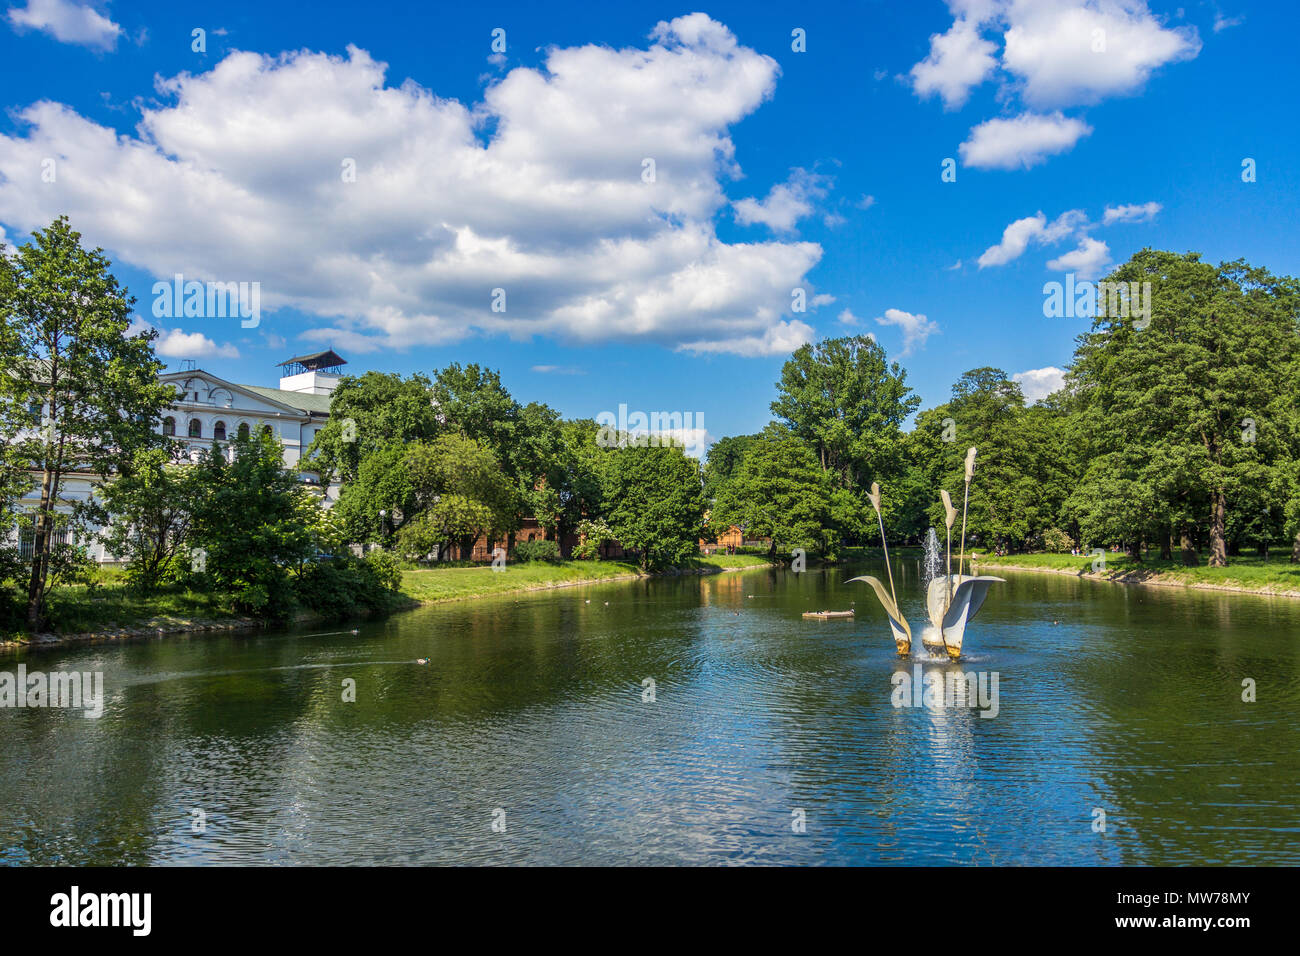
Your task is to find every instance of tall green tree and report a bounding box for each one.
[603,443,704,571]
[305,371,439,483]
[189,431,318,615]
[711,433,836,558]
[0,217,172,628]
[770,335,919,494]
[1069,251,1300,566]
[100,445,203,592]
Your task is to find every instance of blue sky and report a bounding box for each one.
[0,0,1293,447]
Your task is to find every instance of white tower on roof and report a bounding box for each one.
[278,350,347,395]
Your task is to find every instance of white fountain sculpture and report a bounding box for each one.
[848,447,1003,661]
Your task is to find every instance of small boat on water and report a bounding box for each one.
[802,610,855,620]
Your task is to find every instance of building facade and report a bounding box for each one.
[11,351,346,563]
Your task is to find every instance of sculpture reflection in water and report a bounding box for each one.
[849,446,1003,661]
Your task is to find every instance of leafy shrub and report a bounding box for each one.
[512,539,562,563]
[293,553,401,620]
[363,549,404,592]
[1040,527,1075,553]
[572,518,614,560]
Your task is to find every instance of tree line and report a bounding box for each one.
[3,217,1297,634]
[706,249,1300,568]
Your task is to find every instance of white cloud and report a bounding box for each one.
[1046,236,1111,278]
[874,308,938,356]
[1213,13,1244,33]
[1000,0,1201,107]
[977,209,1086,267]
[1012,365,1066,403]
[531,364,585,375]
[911,1,1200,110]
[148,325,241,360]
[681,318,814,357]
[837,308,861,326]
[7,0,121,50]
[733,168,830,233]
[910,15,998,109]
[959,111,1092,169]
[856,194,876,210]
[0,16,824,359]
[1102,200,1160,224]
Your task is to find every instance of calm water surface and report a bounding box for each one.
[3,561,1298,865]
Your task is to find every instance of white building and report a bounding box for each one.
[11,350,346,563]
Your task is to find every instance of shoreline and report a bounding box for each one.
[1,560,773,653]
[973,556,1300,599]
[403,560,773,606]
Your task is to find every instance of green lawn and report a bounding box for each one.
[400,554,771,603]
[973,550,1300,593]
[3,578,240,640]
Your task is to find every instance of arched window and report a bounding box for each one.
[261,425,273,437]
[237,423,250,440]
[163,417,176,437]
[213,421,227,441]
[188,419,202,438]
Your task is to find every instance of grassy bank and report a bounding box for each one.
[972,550,1300,596]
[400,554,772,603]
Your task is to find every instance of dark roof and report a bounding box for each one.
[277,350,346,370]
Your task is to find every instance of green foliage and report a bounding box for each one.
[572,517,614,560]
[1039,527,1075,553]
[188,432,318,617]
[603,443,705,571]
[293,553,403,618]
[770,335,919,494]
[711,433,836,558]
[101,445,204,593]
[304,370,440,483]
[0,216,173,627]
[512,539,562,563]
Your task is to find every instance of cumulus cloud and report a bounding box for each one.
[733,168,831,232]
[1102,201,1160,224]
[910,14,998,110]
[1012,365,1066,403]
[959,111,1092,170]
[0,15,824,358]
[874,308,938,356]
[911,1,1200,109]
[682,318,815,357]
[7,0,121,50]
[1046,236,1111,278]
[977,209,1086,267]
[129,321,241,360]
[1001,0,1200,107]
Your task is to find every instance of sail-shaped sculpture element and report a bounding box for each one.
[845,575,911,655]
[921,574,1004,659]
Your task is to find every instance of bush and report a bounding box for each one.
[512,539,562,563]
[293,553,402,620]
[363,549,404,592]
[1040,527,1075,553]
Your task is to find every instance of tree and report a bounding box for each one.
[393,433,519,560]
[770,335,919,496]
[305,371,439,484]
[603,443,704,571]
[189,432,318,615]
[100,445,203,592]
[0,217,173,628]
[711,433,835,558]
[1069,251,1300,566]
[702,434,758,502]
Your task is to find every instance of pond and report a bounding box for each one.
[3,561,1298,865]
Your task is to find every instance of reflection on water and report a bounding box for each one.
[2,562,1298,865]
